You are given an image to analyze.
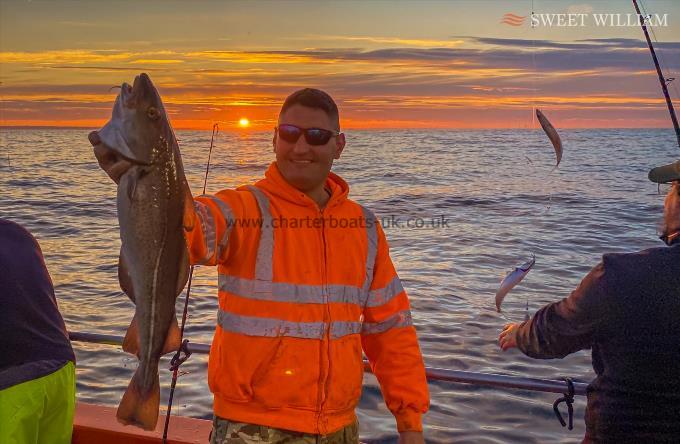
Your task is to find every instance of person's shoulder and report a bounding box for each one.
[344,197,373,212]
[0,218,24,230]
[601,245,671,271]
[340,199,379,224]
[198,188,255,208]
[0,218,37,244]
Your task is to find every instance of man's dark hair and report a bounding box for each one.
[279,88,340,130]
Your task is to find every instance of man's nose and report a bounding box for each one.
[292,136,312,153]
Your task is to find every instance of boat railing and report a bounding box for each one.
[68,331,587,397]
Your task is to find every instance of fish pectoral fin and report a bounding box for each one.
[122,314,140,357]
[125,168,150,201]
[116,368,160,431]
[118,249,135,303]
[126,176,137,201]
[162,316,181,355]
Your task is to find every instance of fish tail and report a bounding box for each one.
[116,367,160,431]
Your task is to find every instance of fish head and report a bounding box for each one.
[89,73,170,166]
[520,254,536,271]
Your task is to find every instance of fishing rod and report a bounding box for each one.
[633,0,680,149]
[68,330,587,396]
[161,122,219,443]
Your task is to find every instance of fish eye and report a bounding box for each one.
[147,106,160,120]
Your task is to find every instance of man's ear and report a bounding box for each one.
[334,133,346,160]
[272,130,277,153]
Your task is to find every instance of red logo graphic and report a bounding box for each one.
[500,13,526,26]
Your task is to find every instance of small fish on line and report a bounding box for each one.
[495,254,536,312]
[536,109,562,168]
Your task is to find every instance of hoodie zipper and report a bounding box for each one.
[316,206,332,434]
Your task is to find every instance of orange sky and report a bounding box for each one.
[1,1,679,130]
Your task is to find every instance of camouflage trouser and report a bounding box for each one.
[209,416,359,444]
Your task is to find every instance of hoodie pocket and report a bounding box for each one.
[326,335,364,412]
[208,332,284,403]
[251,337,320,409]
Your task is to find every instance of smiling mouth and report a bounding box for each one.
[291,159,313,163]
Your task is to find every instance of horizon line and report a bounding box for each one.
[1,124,677,131]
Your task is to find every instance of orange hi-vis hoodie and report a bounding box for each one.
[184,162,429,434]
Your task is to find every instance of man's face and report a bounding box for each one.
[274,104,345,193]
[663,181,680,235]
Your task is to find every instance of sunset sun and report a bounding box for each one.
[238,118,250,127]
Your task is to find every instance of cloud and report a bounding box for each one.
[2,36,679,128]
[287,35,465,48]
[129,59,184,64]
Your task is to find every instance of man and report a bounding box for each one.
[94,88,429,443]
[188,89,429,444]
[499,160,680,442]
[0,219,77,444]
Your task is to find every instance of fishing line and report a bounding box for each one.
[489,1,543,325]
[531,0,537,131]
[525,0,540,322]
[639,0,680,107]
[162,122,219,444]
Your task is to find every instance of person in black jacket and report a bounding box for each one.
[0,219,76,444]
[499,160,680,443]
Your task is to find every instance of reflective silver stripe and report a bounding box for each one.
[361,206,378,304]
[365,276,404,308]
[330,321,362,339]
[328,284,364,306]
[218,309,325,339]
[361,310,413,335]
[198,194,234,260]
[193,200,216,264]
[219,274,364,306]
[247,186,273,282]
[218,309,362,339]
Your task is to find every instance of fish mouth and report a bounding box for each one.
[122,73,152,109]
[90,131,135,183]
[89,131,146,167]
[90,73,165,169]
[89,73,158,165]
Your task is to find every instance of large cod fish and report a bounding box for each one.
[89,73,190,430]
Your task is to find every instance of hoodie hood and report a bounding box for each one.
[247,162,349,210]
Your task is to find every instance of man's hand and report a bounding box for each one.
[399,431,425,444]
[89,131,132,185]
[499,323,520,351]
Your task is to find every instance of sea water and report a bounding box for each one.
[1,128,676,443]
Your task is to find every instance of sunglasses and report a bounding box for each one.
[276,124,340,146]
